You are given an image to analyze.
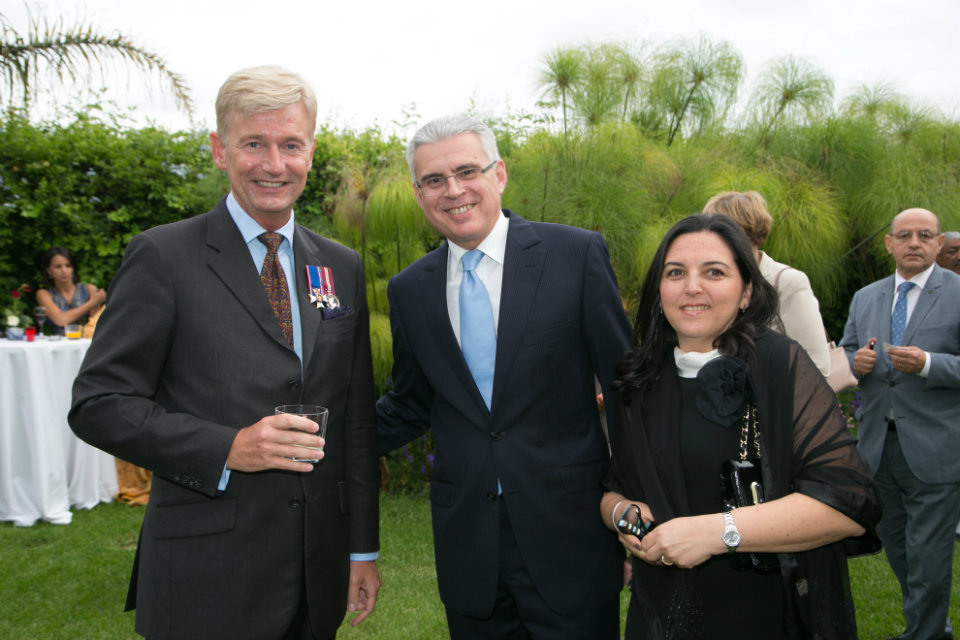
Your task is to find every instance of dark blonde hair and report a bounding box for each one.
[703,190,773,248]
[215,66,317,141]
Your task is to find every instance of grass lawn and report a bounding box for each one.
[1,493,957,639]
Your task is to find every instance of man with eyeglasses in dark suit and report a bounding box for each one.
[376,115,632,639]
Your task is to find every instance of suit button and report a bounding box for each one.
[490,431,503,441]
[889,381,896,387]
[287,379,302,391]
[486,492,497,500]
[288,498,302,509]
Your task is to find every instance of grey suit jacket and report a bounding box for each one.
[69,199,379,640]
[839,264,960,483]
[377,211,632,618]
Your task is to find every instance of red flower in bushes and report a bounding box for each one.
[4,283,34,329]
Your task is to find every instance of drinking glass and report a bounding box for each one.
[34,306,46,337]
[274,404,328,463]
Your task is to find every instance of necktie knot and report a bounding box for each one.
[462,249,484,272]
[899,281,915,295]
[259,232,283,254]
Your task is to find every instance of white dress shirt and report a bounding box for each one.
[445,211,509,343]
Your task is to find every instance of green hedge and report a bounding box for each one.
[0,110,225,291]
[3,105,956,493]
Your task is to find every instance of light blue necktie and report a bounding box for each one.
[890,281,915,346]
[460,250,496,409]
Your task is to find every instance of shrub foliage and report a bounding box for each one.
[3,39,960,489]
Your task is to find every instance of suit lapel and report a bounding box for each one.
[205,203,291,350]
[492,214,545,412]
[294,228,323,371]
[875,275,895,345]
[902,266,943,345]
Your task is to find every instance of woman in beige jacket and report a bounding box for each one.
[704,190,831,377]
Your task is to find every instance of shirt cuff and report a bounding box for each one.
[350,552,379,562]
[217,466,231,492]
[919,351,931,378]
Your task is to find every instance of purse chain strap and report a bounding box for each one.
[738,403,761,462]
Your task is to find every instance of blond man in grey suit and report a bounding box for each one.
[70,66,380,640]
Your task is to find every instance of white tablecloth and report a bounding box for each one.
[0,337,117,526]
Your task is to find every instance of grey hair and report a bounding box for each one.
[943,231,960,242]
[215,65,317,141]
[405,115,500,181]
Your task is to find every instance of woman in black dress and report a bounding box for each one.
[601,214,881,639]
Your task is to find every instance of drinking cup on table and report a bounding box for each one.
[274,404,328,463]
[25,327,35,342]
[65,324,82,339]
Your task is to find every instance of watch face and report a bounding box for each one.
[723,529,741,547]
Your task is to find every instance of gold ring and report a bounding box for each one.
[662,558,674,566]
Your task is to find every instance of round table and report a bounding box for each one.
[0,337,117,526]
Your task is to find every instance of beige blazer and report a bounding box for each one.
[759,251,831,377]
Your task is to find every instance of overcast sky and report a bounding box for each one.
[9,0,960,135]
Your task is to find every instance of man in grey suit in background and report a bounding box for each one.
[840,207,960,640]
[70,66,380,640]
[936,231,960,275]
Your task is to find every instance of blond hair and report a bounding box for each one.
[703,191,773,248]
[215,66,317,141]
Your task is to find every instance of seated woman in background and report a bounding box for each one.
[35,246,106,335]
[600,214,880,639]
[704,190,831,377]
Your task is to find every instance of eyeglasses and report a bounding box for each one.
[616,503,656,539]
[891,230,939,243]
[415,160,498,195]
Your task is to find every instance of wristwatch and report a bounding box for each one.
[722,511,741,553]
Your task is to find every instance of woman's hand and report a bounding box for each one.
[634,495,866,568]
[635,513,724,569]
[611,501,657,556]
[89,285,107,307]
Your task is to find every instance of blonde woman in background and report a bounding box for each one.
[704,191,831,376]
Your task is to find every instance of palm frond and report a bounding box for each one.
[0,7,193,118]
[751,56,834,136]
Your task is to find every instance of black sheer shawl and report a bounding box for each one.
[607,331,881,639]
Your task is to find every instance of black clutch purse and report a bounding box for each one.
[720,403,779,573]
